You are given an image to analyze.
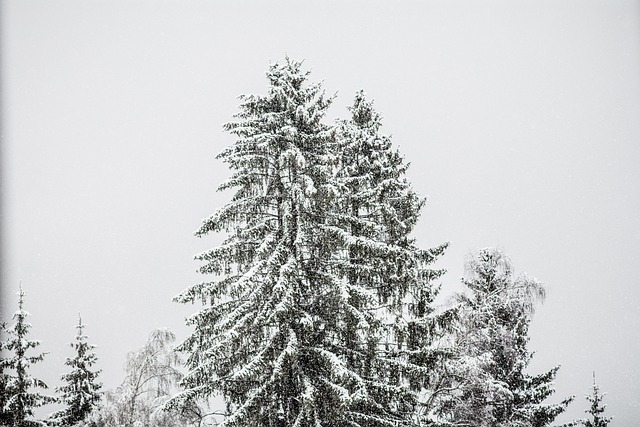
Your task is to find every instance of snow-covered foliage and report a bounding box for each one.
[333,91,450,425]
[0,321,13,427]
[580,373,611,427]
[83,328,200,427]
[48,315,102,426]
[440,248,573,427]
[170,59,447,427]
[0,286,55,427]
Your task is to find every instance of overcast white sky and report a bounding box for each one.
[2,1,639,424]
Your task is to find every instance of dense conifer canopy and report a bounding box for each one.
[170,58,447,427]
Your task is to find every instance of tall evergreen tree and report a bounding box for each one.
[171,58,343,426]
[170,58,445,427]
[442,248,573,427]
[581,373,611,427]
[333,91,449,425]
[2,286,55,427]
[49,315,102,426]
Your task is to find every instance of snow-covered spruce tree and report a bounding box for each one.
[2,286,55,427]
[580,373,611,427]
[171,58,436,427]
[441,248,573,427]
[49,315,102,426]
[332,91,449,425]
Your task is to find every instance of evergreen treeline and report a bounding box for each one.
[0,59,611,427]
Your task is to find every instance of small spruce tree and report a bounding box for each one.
[581,373,611,427]
[2,285,55,427]
[49,315,102,426]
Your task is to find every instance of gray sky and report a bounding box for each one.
[2,1,639,424]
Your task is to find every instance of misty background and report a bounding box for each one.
[1,1,639,425]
